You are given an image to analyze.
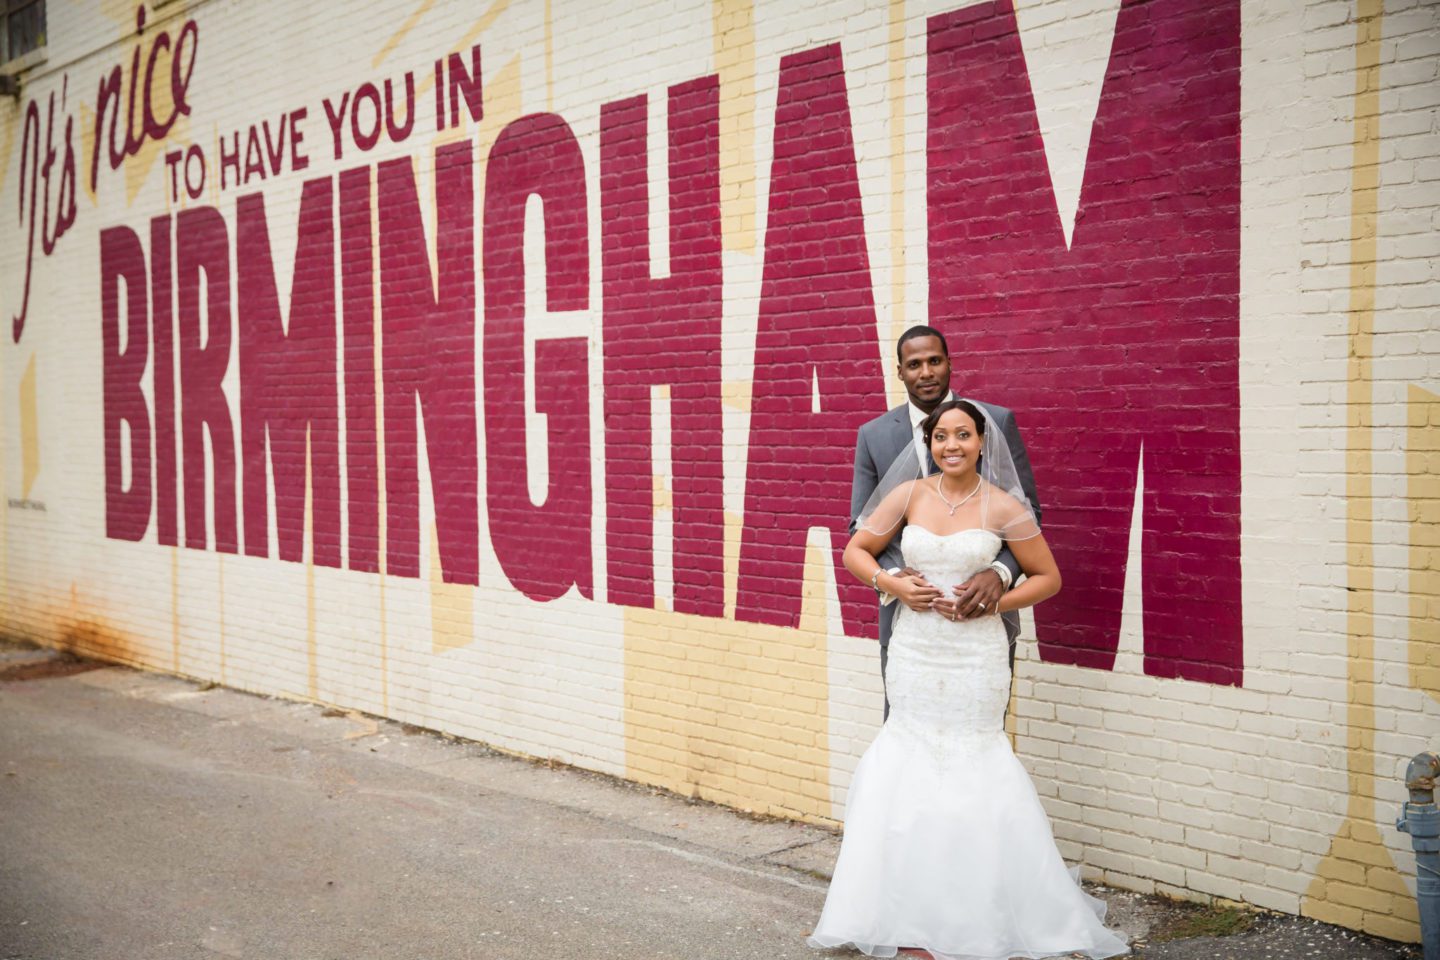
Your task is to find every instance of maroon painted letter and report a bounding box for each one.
[377,143,480,585]
[100,226,152,541]
[176,206,238,553]
[600,77,724,615]
[483,113,593,602]
[340,165,380,573]
[150,214,178,546]
[735,45,890,635]
[237,179,341,567]
[927,0,1242,683]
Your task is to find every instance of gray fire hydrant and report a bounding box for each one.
[1397,751,1440,960]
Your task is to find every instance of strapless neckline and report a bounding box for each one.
[903,526,1000,542]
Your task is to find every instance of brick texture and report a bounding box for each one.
[0,0,1435,942]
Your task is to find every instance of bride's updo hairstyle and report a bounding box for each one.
[922,399,985,446]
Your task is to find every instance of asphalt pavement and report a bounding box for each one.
[0,640,1422,960]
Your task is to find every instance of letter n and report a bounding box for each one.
[378,144,479,585]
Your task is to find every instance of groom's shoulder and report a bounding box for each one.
[858,404,908,437]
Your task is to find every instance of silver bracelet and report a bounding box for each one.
[989,560,1013,590]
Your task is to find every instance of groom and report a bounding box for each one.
[850,325,1042,714]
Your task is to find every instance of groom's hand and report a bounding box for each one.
[891,572,942,612]
[953,568,1004,619]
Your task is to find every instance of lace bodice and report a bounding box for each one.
[899,525,1002,587]
[885,526,1011,757]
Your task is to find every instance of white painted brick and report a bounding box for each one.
[1,0,1434,943]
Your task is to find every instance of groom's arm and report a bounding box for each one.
[849,426,878,539]
[851,425,905,573]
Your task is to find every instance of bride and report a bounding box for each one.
[809,399,1128,960]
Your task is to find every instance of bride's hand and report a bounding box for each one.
[890,573,941,612]
[931,597,962,621]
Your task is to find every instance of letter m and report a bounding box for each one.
[237,179,342,566]
[928,0,1242,684]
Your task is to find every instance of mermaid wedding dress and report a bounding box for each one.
[809,526,1129,960]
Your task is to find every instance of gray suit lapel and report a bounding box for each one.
[878,406,913,473]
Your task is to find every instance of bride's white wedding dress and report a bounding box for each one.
[809,527,1129,960]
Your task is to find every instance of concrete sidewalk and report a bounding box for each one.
[0,642,1421,960]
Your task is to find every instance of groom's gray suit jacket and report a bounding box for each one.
[849,396,1042,685]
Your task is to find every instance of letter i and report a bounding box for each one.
[151,213,179,546]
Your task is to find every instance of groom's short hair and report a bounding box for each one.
[896,324,950,362]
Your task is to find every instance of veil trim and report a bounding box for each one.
[854,403,1039,544]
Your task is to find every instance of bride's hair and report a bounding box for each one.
[922,399,986,446]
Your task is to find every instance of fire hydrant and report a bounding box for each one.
[1397,751,1440,960]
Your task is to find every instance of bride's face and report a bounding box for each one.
[930,408,982,479]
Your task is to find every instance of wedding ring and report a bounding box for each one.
[978,602,987,611]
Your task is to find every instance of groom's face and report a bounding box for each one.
[897,336,952,410]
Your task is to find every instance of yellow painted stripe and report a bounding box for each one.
[474,55,524,165]
[720,380,751,414]
[1304,2,1417,941]
[19,353,38,498]
[722,510,743,620]
[625,541,833,822]
[1340,0,1382,813]
[430,521,476,652]
[373,0,438,69]
[414,0,512,101]
[713,0,757,253]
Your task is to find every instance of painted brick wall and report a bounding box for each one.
[0,0,1436,942]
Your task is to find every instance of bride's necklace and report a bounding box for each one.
[934,476,982,516]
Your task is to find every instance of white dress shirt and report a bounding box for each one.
[907,391,957,474]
